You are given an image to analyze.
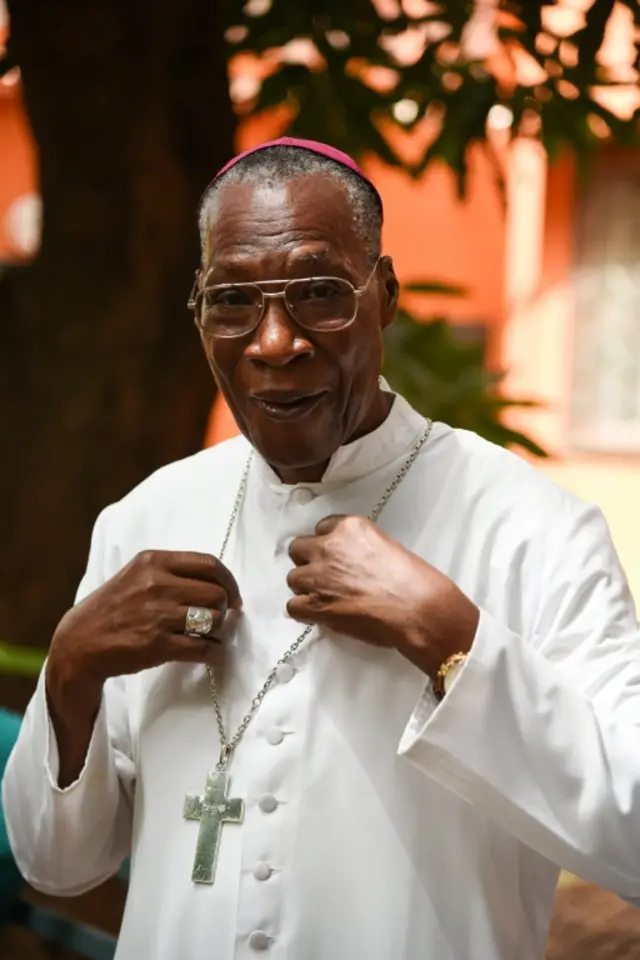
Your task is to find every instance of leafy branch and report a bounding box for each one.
[223,0,640,194]
[383,282,547,458]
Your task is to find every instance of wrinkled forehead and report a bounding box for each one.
[202,175,366,279]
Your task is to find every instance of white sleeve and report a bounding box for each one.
[398,503,640,901]
[2,506,136,896]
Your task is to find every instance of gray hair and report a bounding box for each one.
[198,145,383,265]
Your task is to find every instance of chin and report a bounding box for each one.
[258,434,337,473]
[246,402,340,469]
[249,424,339,480]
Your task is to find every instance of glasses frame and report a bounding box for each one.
[187,258,381,339]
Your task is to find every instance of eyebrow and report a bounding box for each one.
[204,250,351,284]
[288,252,348,274]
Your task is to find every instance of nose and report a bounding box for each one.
[244,295,314,367]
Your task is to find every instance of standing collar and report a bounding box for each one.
[253,385,429,493]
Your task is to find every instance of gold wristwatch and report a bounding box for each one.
[434,652,468,701]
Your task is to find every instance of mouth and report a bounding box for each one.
[250,390,328,422]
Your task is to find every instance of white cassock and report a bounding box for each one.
[4,391,640,960]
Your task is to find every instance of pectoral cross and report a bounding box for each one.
[184,770,244,884]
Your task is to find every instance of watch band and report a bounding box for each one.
[434,651,468,701]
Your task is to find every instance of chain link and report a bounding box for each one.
[207,419,433,770]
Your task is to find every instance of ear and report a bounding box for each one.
[379,256,399,330]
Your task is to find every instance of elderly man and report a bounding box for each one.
[4,138,640,960]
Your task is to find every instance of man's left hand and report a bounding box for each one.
[287,515,479,680]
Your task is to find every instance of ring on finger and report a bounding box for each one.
[184,606,215,637]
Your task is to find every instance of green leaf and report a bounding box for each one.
[230,0,639,193]
[403,281,466,297]
[410,75,498,193]
[383,309,547,457]
[282,70,404,166]
[574,0,615,74]
[0,643,46,677]
[252,64,313,113]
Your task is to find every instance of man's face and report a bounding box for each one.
[197,174,398,479]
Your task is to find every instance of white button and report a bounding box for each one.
[249,930,270,951]
[253,861,272,881]
[266,728,284,746]
[275,662,295,684]
[258,793,278,813]
[292,487,314,505]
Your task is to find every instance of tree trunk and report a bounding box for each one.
[0,0,236,689]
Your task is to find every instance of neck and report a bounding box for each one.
[276,389,394,485]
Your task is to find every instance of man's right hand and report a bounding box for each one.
[44,550,242,786]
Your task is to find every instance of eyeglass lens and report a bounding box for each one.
[200,277,357,337]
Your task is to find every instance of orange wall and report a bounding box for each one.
[0,88,37,259]
[366,147,505,326]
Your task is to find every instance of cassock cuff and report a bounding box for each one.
[40,667,112,795]
[397,607,505,790]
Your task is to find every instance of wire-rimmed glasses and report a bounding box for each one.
[187,259,380,339]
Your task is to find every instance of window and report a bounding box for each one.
[570,155,640,452]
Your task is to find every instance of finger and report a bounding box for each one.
[314,515,346,537]
[286,565,315,595]
[164,634,222,664]
[288,535,318,566]
[163,551,242,609]
[165,579,230,617]
[286,594,318,625]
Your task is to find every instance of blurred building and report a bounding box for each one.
[1,3,639,594]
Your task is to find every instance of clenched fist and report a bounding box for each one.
[46,549,242,787]
[286,515,478,680]
[48,549,242,692]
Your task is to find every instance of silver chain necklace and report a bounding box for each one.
[207,418,433,772]
[184,418,433,884]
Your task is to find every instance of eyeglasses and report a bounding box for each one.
[187,259,380,339]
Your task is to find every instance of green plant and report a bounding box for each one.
[383,283,547,458]
[0,643,46,677]
[229,0,640,194]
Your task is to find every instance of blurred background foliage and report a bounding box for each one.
[385,282,548,457]
[226,0,640,191]
[0,644,45,678]
[0,0,638,670]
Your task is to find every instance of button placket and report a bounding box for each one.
[234,613,307,958]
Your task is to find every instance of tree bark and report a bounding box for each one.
[0,0,236,681]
